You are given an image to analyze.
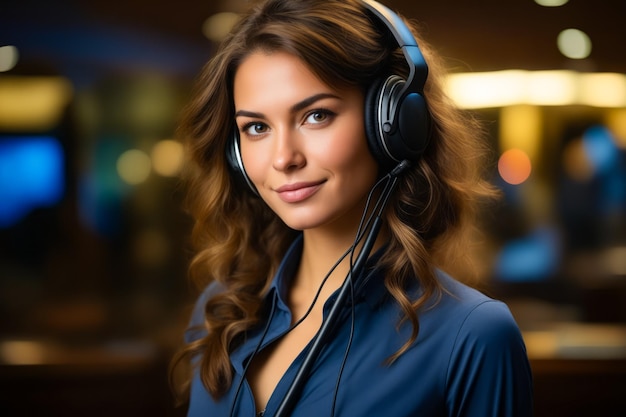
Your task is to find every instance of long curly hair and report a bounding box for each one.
[171,0,497,401]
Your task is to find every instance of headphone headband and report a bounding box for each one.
[362,0,428,94]
[361,0,431,167]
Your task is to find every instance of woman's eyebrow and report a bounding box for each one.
[235,109,264,119]
[290,92,340,113]
[235,92,340,119]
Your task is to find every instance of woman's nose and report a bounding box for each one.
[272,130,305,172]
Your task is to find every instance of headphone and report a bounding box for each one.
[226,0,430,195]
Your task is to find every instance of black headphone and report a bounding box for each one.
[226,0,430,195]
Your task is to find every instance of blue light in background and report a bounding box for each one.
[494,226,561,282]
[581,125,626,215]
[582,125,620,175]
[0,136,65,228]
[78,137,130,237]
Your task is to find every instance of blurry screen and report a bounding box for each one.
[0,135,65,228]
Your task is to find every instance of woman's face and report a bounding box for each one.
[233,51,379,232]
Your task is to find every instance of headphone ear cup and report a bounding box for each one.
[366,75,413,168]
[365,74,430,168]
[395,89,430,159]
[226,129,259,196]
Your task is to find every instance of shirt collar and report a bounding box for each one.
[265,234,391,309]
[266,234,303,309]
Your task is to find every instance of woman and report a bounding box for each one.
[173,0,533,416]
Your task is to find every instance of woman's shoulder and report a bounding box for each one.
[430,273,533,416]
[435,269,499,308]
[431,269,523,340]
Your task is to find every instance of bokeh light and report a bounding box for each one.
[445,70,626,109]
[498,149,532,185]
[0,340,46,365]
[534,0,568,6]
[562,138,594,182]
[605,109,626,148]
[557,28,592,60]
[0,76,74,131]
[151,139,184,177]
[117,149,151,185]
[0,45,19,72]
[500,105,541,163]
[202,12,240,42]
[494,227,561,282]
[0,136,65,228]
[579,73,626,108]
[582,126,620,175]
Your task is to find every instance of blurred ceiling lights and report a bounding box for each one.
[1,69,624,133]
[534,0,594,62]
[446,70,626,109]
[534,0,569,6]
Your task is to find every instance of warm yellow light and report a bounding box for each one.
[151,139,184,177]
[446,70,526,108]
[579,73,626,108]
[0,340,46,365]
[117,149,152,185]
[500,105,542,162]
[446,70,626,109]
[526,70,577,105]
[605,109,626,148]
[202,12,240,42]
[445,70,578,108]
[523,331,558,359]
[0,76,73,131]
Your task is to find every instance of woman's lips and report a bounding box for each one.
[274,181,325,203]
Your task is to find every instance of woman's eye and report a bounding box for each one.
[242,122,268,136]
[304,109,334,125]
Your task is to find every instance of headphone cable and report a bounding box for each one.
[227,174,386,417]
[274,160,409,417]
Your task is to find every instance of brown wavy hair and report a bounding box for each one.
[171,0,497,401]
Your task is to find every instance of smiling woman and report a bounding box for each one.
[171,1,533,416]
[234,51,378,232]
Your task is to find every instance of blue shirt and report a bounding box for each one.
[186,236,533,416]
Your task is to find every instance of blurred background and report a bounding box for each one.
[0,0,625,415]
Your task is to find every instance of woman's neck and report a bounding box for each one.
[294,224,387,295]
